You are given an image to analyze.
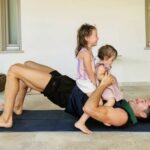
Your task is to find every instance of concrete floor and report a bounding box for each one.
[0,86,150,150]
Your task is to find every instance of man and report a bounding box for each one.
[0,61,150,132]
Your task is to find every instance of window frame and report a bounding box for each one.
[145,0,150,49]
[0,0,22,53]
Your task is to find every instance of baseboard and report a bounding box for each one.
[120,82,150,86]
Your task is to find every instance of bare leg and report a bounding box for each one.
[83,80,128,127]
[24,61,54,73]
[13,61,54,114]
[99,98,103,106]
[104,97,115,107]
[74,113,93,134]
[13,80,28,115]
[83,76,112,123]
[0,63,52,128]
[75,97,104,134]
[0,103,4,110]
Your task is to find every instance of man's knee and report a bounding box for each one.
[8,63,22,74]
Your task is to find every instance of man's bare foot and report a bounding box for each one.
[0,103,23,115]
[0,115,12,128]
[74,121,93,134]
[13,106,23,115]
[0,103,4,111]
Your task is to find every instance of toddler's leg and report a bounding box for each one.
[104,97,115,107]
[99,98,103,106]
[74,113,93,134]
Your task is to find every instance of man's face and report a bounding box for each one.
[131,98,150,118]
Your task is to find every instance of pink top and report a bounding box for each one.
[96,62,123,101]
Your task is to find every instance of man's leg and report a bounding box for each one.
[13,80,28,115]
[24,61,54,73]
[13,61,55,113]
[0,63,52,128]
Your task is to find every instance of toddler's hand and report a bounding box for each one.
[100,72,114,87]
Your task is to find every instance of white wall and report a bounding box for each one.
[0,0,150,83]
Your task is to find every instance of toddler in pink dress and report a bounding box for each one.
[96,45,123,107]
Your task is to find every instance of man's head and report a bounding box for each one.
[129,98,150,122]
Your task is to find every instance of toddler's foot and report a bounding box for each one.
[104,123,111,126]
[75,121,93,134]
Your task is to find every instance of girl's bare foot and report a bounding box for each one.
[75,121,93,134]
[0,115,12,128]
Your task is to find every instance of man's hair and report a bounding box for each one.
[138,106,150,122]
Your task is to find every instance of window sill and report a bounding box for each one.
[145,47,150,50]
[0,50,24,54]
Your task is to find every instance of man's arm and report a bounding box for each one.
[83,74,128,126]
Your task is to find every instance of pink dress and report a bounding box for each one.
[96,63,123,102]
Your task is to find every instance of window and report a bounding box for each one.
[0,0,21,52]
[146,0,150,48]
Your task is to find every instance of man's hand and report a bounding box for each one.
[100,73,114,87]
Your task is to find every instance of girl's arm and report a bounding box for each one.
[83,51,96,85]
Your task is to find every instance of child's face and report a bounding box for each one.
[105,55,116,65]
[85,29,99,47]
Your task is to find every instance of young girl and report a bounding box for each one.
[74,24,99,133]
[75,24,98,94]
[75,44,123,134]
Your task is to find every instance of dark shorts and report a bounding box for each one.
[65,85,89,118]
[41,70,76,108]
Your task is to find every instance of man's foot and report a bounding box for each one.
[0,103,23,115]
[0,115,12,128]
[0,103,4,111]
[13,106,23,115]
[74,121,93,134]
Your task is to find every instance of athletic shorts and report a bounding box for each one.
[41,70,76,108]
[65,85,88,118]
